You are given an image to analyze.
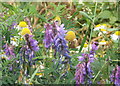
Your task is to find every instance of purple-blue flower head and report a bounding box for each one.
[3,43,15,56]
[43,23,54,48]
[53,23,71,59]
[25,34,39,51]
[110,65,120,86]
[75,42,98,84]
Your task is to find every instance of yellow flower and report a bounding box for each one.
[111,31,120,41]
[99,40,108,45]
[102,24,107,27]
[83,43,88,48]
[19,21,27,27]
[21,28,32,36]
[2,56,6,59]
[100,28,107,31]
[53,16,61,25]
[20,38,23,41]
[11,37,17,42]
[95,24,101,27]
[29,83,33,85]
[65,31,76,41]
[115,31,120,36]
[36,73,43,76]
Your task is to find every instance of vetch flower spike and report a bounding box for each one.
[110,65,120,86]
[75,42,98,84]
[43,23,54,48]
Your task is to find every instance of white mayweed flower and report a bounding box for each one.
[0,50,7,59]
[99,40,108,45]
[10,36,21,46]
[94,24,108,36]
[111,31,120,42]
[76,43,92,53]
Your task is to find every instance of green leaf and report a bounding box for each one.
[29,66,39,84]
[79,11,92,21]
[97,10,112,19]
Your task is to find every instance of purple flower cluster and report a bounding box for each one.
[43,23,54,48]
[43,22,71,59]
[75,42,98,84]
[19,34,39,66]
[110,65,120,86]
[20,45,34,62]
[25,34,39,51]
[53,23,70,59]
[3,43,15,60]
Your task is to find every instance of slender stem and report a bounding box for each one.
[88,2,97,51]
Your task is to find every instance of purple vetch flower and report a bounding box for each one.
[75,63,85,84]
[3,43,15,60]
[75,42,98,84]
[110,65,120,86]
[19,34,39,72]
[43,23,54,48]
[43,22,70,59]
[25,34,39,51]
[53,23,71,59]
[19,45,35,76]
[20,45,35,63]
[75,54,93,84]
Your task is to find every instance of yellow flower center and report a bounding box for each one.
[36,73,43,76]
[115,31,120,36]
[83,43,88,48]
[2,56,6,59]
[95,24,101,27]
[100,40,106,43]
[21,28,32,36]
[53,16,61,25]
[102,24,107,27]
[11,38,17,42]
[20,38,23,41]
[19,21,27,27]
[65,31,76,41]
[100,28,107,31]
[99,40,108,45]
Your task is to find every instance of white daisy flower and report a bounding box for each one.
[76,43,92,53]
[94,24,108,36]
[111,31,120,42]
[99,40,108,45]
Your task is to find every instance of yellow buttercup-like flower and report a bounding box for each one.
[19,21,27,27]
[65,31,76,41]
[21,28,32,36]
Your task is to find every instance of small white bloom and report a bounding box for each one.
[99,40,107,45]
[111,31,120,42]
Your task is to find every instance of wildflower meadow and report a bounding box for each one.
[0,1,120,85]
